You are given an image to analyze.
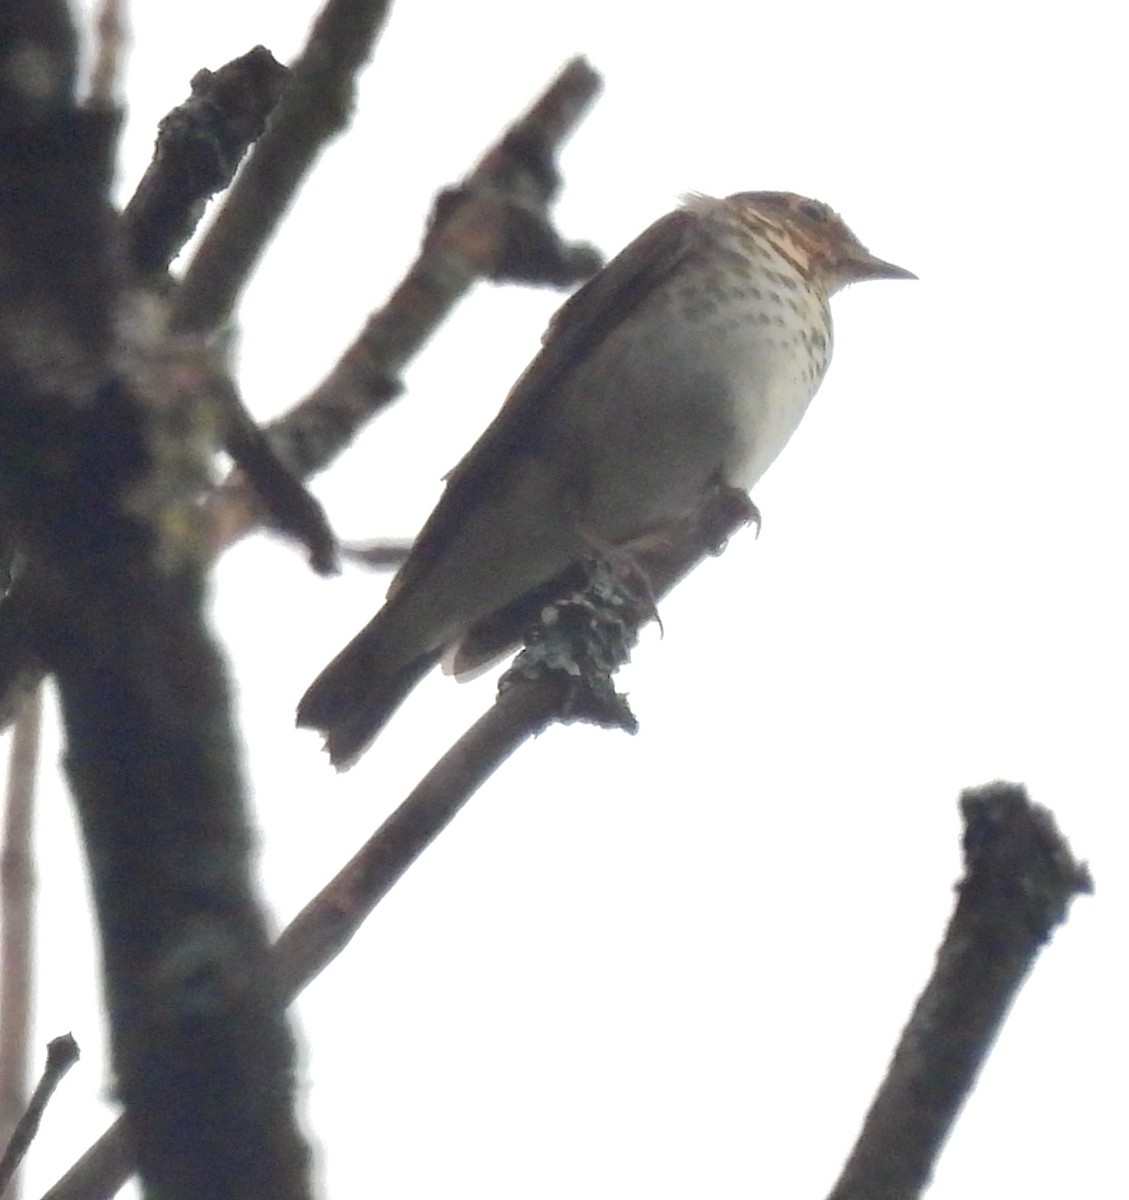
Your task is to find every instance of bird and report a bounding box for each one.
[298,191,914,767]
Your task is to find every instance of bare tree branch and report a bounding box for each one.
[826,782,1092,1200]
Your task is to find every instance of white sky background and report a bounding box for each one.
[16,1,1126,1196]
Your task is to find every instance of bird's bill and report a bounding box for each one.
[856,254,917,281]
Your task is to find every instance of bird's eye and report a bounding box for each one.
[798,201,829,223]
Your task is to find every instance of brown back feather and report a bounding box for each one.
[388,207,704,603]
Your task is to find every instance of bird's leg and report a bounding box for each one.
[577,528,664,635]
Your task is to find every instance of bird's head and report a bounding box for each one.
[725,191,915,294]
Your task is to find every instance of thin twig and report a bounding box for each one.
[0,1035,79,1198]
[0,688,42,1200]
[826,782,1092,1200]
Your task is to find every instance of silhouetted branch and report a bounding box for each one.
[826,782,1091,1200]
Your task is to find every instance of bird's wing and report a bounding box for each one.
[390,206,704,599]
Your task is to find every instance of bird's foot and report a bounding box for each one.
[703,483,760,547]
[578,530,663,634]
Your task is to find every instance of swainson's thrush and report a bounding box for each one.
[299,191,913,766]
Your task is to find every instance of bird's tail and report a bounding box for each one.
[296,621,440,769]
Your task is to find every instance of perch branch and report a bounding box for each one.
[41,486,754,1200]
